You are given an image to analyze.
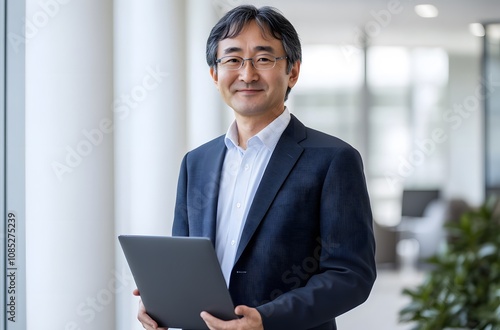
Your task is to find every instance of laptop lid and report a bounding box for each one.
[118,235,238,329]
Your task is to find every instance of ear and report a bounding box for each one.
[287,61,300,89]
[209,66,219,88]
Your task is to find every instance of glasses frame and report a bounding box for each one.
[215,55,288,71]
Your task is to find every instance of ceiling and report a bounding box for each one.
[227,0,500,54]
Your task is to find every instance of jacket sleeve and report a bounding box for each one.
[256,147,377,329]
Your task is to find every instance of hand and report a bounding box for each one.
[200,305,263,330]
[133,289,168,330]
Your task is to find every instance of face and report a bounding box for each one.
[210,20,300,122]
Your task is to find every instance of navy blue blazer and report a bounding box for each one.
[173,115,376,330]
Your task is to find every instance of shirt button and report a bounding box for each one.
[236,202,241,208]
[244,164,250,170]
[231,240,236,246]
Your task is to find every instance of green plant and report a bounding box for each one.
[399,198,500,330]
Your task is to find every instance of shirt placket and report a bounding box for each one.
[227,146,257,255]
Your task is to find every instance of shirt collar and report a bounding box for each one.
[224,108,291,151]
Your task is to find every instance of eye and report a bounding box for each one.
[256,56,273,63]
[222,57,242,64]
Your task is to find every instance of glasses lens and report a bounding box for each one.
[219,56,244,70]
[217,55,281,70]
[253,55,276,70]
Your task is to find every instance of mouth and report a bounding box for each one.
[236,88,263,95]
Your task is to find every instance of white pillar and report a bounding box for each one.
[446,52,484,206]
[25,0,115,329]
[114,1,187,329]
[186,0,224,149]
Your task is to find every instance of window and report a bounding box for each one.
[291,45,448,226]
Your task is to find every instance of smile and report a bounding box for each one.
[236,89,263,94]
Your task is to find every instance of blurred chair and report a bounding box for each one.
[397,190,470,262]
[373,190,470,268]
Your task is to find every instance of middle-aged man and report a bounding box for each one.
[136,5,376,330]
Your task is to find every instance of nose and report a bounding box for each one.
[239,59,258,83]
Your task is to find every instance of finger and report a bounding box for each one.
[132,288,140,296]
[138,314,158,329]
[143,325,168,330]
[138,315,160,330]
[137,300,160,329]
[200,311,227,330]
[234,305,263,328]
[142,324,158,330]
[138,315,168,330]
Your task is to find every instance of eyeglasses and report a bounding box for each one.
[215,55,287,71]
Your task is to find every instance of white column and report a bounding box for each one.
[114,1,187,329]
[25,0,115,329]
[446,52,484,206]
[186,0,224,149]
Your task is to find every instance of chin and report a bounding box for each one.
[232,103,264,115]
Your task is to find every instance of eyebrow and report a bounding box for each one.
[221,45,276,55]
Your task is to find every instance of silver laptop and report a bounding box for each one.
[118,235,238,329]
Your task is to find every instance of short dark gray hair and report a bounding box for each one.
[206,5,302,100]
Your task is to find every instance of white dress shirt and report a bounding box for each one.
[215,108,291,286]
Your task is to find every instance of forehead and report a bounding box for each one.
[217,20,283,55]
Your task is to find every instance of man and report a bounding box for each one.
[136,5,376,330]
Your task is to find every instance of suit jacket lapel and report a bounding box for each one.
[234,115,306,263]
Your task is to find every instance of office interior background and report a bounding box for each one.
[1,0,500,329]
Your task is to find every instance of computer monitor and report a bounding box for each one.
[401,189,440,217]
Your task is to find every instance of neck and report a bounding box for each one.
[235,107,285,150]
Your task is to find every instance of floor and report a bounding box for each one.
[336,267,425,330]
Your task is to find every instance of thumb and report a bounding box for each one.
[234,305,250,316]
